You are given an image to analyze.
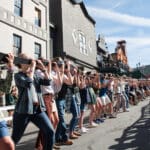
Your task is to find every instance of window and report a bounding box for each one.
[35,8,41,27]
[14,0,23,16]
[13,34,22,56]
[34,43,41,59]
[79,33,87,55]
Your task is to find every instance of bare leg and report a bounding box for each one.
[52,111,59,130]
[0,136,15,150]
[89,104,96,125]
[79,111,84,129]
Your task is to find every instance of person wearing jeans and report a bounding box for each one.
[55,98,68,143]
[69,94,81,139]
[11,53,55,150]
[35,60,62,150]
[12,110,54,149]
[55,60,74,145]
[67,68,81,139]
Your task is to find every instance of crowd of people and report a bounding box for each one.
[0,53,150,150]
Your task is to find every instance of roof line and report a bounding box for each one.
[70,1,96,24]
[80,2,96,24]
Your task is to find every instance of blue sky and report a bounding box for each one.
[84,0,150,68]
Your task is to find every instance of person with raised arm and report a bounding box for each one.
[11,53,55,150]
[0,53,15,150]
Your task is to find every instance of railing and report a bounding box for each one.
[0,105,15,121]
[97,60,129,74]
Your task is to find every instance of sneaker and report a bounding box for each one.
[88,122,98,128]
[80,127,88,133]
[125,108,130,112]
[84,127,89,131]
[62,140,73,145]
[97,118,104,123]
[53,144,61,149]
[55,142,63,146]
[109,114,117,119]
[74,131,81,136]
[94,119,101,124]
[69,134,78,140]
[104,114,107,118]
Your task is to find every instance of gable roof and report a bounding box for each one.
[70,0,96,24]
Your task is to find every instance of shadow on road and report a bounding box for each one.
[15,130,38,150]
[16,138,35,150]
[109,101,150,150]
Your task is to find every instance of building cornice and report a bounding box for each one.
[0,7,47,41]
[32,0,48,7]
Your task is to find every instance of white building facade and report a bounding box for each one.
[0,0,50,59]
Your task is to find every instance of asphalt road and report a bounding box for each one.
[12,98,150,150]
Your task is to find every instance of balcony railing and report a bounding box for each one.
[97,58,129,74]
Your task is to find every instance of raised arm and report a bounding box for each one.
[63,61,73,85]
[0,53,14,93]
